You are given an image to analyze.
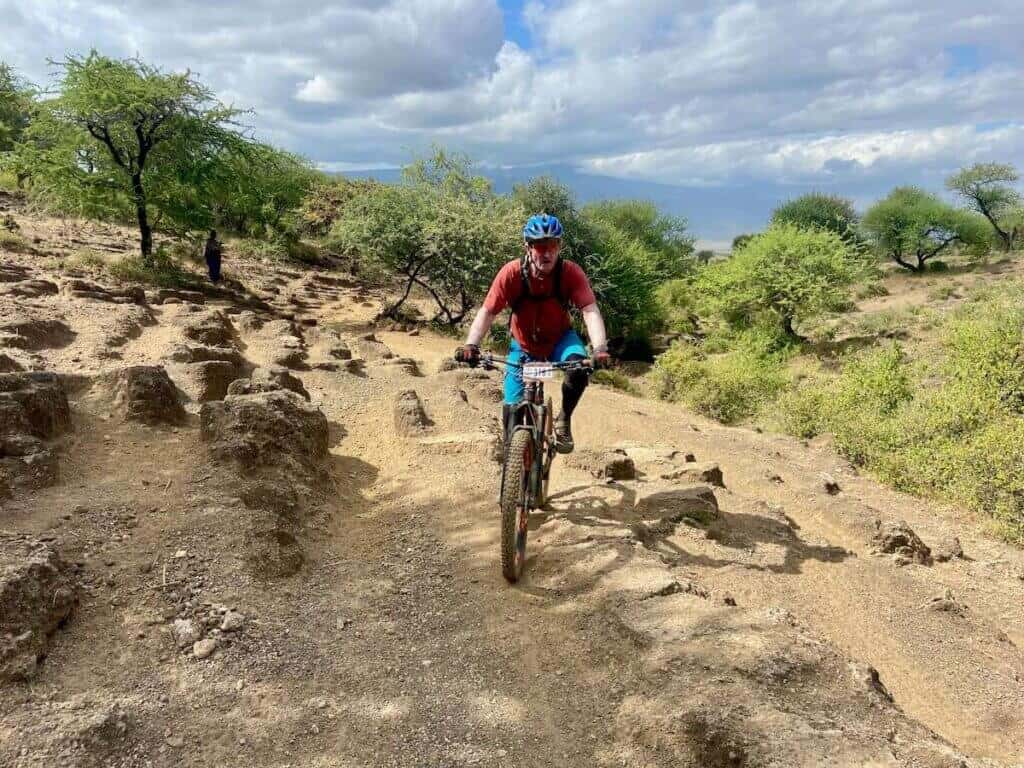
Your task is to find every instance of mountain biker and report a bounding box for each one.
[456,213,611,454]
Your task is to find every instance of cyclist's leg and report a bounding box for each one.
[503,340,527,445]
[552,330,588,453]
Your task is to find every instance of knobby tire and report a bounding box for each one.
[501,429,532,582]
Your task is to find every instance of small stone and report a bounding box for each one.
[165,736,184,748]
[220,611,245,632]
[235,680,244,691]
[174,549,187,559]
[193,638,217,659]
[172,619,200,649]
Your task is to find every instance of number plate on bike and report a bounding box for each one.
[522,363,556,382]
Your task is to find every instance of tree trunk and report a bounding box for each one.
[782,314,803,341]
[131,173,152,259]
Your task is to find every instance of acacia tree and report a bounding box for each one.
[862,186,990,272]
[946,163,1023,251]
[17,52,247,260]
[697,223,863,341]
[327,150,519,325]
[0,63,32,153]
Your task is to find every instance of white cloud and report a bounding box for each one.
[1,0,1023,232]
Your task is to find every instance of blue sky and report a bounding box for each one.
[2,1,1023,246]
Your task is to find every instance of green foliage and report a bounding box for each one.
[297,177,381,236]
[862,186,990,272]
[0,62,32,154]
[774,298,1024,540]
[946,163,1022,251]
[731,233,754,251]
[108,247,202,289]
[855,282,889,299]
[655,279,699,335]
[233,238,289,262]
[592,368,639,395]
[203,143,317,239]
[653,342,787,423]
[329,148,519,325]
[695,223,863,340]
[770,192,861,244]
[13,51,250,258]
[581,199,694,281]
[0,228,30,253]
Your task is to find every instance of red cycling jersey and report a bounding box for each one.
[483,259,597,358]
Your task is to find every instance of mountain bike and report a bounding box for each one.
[466,352,594,582]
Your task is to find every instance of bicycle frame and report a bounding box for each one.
[482,354,589,507]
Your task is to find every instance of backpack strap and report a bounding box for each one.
[510,258,568,313]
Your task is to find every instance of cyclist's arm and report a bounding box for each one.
[580,302,608,350]
[465,307,497,347]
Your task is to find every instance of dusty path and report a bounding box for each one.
[1,229,1023,766]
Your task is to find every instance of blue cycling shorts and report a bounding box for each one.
[503,329,587,405]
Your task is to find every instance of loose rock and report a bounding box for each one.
[193,638,217,659]
[113,366,186,424]
[871,520,932,565]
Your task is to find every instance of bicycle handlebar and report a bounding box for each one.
[479,353,594,372]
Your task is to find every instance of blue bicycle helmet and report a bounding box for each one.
[523,213,563,241]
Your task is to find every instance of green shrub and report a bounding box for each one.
[731,233,754,251]
[592,368,639,395]
[66,249,108,271]
[696,223,864,341]
[770,192,861,245]
[109,248,201,289]
[775,380,830,438]
[856,282,889,300]
[653,342,787,423]
[581,199,695,281]
[0,228,30,253]
[234,238,289,261]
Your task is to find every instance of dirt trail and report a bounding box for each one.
[2,215,1023,767]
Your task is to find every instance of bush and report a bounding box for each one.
[592,368,639,395]
[109,248,202,289]
[582,199,695,281]
[774,300,1024,539]
[770,193,861,245]
[696,223,864,341]
[329,149,519,326]
[0,228,30,253]
[653,342,787,423]
[731,233,754,251]
[862,186,990,272]
[297,177,381,236]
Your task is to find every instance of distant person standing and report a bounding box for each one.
[204,230,222,283]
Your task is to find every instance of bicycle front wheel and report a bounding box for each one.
[500,429,532,582]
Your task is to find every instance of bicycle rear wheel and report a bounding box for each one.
[500,429,532,582]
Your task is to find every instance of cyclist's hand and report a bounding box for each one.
[455,344,481,368]
[592,344,613,370]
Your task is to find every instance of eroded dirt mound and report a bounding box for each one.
[112,366,186,425]
[0,536,78,681]
[200,390,328,472]
[0,372,71,493]
[226,366,310,401]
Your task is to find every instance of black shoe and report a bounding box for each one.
[554,413,574,454]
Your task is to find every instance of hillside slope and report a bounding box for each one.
[1,203,1023,768]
